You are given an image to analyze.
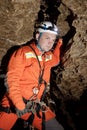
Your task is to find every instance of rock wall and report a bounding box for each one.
[0,0,40,62]
[51,0,87,100]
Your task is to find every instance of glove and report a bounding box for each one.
[15,107,28,117]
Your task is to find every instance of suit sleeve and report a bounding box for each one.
[6,47,28,110]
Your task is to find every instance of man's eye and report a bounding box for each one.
[53,39,55,42]
[46,37,49,39]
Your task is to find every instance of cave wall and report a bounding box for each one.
[0,0,40,62]
[55,0,87,99]
[0,0,87,100]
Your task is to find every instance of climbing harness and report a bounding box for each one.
[24,44,49,129]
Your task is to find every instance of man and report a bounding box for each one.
[0,21,64,130]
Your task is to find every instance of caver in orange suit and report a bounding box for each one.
[0,39,62,130]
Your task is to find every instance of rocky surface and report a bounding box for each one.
[58,0,87,99]
[0,0,40,62]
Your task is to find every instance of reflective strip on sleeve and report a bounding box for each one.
[25,52,42,61]
[45,54,52,61]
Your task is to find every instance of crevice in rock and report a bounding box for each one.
[34,0,62,28]
[62,9,77,57]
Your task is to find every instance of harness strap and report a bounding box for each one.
[28,44,45,85]
[42,112,46,130]
[0,106,10,113]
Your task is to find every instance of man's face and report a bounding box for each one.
[36,32,56,52]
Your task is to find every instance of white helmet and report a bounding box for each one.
[37,21,59,35]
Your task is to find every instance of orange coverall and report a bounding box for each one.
[0,39,62,130]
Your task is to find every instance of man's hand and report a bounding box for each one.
[15,101,33,117]
[15,107,28,117]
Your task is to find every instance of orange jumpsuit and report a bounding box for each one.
[0,39,62,130]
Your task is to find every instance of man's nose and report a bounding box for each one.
[48,40,53,44]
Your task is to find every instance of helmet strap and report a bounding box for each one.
[37,33,44,52]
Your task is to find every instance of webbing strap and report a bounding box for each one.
[42,112,46,130]
[28,44,45,85]
[0,106,10,113]
[28,45,41,69]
